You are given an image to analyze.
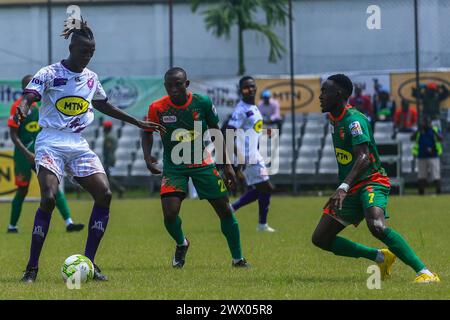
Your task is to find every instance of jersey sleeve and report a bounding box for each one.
[349,116,371,146]
[7,99,21,128]
[144,103,159,132]
[203,96,220,127]
[227,108,245,129]
[24,67,50,101]
[93,74,108,101]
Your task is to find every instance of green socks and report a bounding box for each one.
[164,214,243,260]
[330,236,379,261]
[328,228,426,273]
[164,216,185,246]
[220,213,243,260]
[9,192,26,227]
[55,190,71,221]
[380,228,425,273]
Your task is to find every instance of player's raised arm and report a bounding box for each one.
[91,99,165,133]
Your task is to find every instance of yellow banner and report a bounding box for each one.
[390,71,450,108]
[0,150,40,201]
[255,77,321,114]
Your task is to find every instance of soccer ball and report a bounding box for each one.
[61,254,94,283]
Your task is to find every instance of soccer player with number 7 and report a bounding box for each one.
[312,74,439,283]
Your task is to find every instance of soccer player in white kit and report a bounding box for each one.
[15,19,164,283]
[227,76,276,232]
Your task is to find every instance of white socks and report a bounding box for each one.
[177,238,188,247]
[65,218,73,226]
[375,250,385,263]
[418,268,433,276]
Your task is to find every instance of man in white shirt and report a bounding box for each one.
[15,18,164,283]
[227,76,275,232]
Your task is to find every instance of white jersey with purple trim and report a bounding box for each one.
[24,61,107,133]
[228,100,264,164]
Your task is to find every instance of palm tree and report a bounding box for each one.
[191,0,289,75]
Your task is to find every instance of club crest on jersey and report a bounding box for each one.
[335,147,353,165]
[56,96,89,116]
[163,115,177,123]
[87,77,95,90]
[350,121,363,136]
[253,119,263,133]
[174,130,200,142]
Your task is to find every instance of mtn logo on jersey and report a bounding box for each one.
[174,129,200,142]
[335,147,352,165]
[163,116,177,123]
[25,121,40,133]
[349,121,363,136]
[253,119,263,133]
[56,96,89,116]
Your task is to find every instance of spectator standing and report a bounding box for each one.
[349,84,374,125]
[394,99,418,133]
[257,90,283,135]
[374,90,396,122]
[413,82,449,127]
[411,117,443,195]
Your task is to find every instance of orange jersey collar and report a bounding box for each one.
[168,92,193,109]
[329,105,352,122]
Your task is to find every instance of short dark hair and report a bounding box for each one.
[21,75,33,90]
[61,17,94,42]
[327,74,353,99]
[165,67,187,81]
[239,76,254,89]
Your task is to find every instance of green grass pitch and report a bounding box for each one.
[0,195,449,299]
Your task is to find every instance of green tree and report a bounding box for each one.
[192,0,289,75]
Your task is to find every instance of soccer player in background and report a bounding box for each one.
[311,74,439,283]
[228,76,276,232]
[7,75,84,233]
[15,19,163,283]
[141,67,250,268]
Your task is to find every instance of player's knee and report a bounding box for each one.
[17,186,29,197]
[40,189,56,211]
[311,233,331,250]
[97,188,112,206]
[367,221,386,239]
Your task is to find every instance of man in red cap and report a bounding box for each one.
[103,121,125,198]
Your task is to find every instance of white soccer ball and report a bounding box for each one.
[61,254,94,283]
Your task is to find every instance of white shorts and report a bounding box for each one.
[35,128,105,183]
[244,161,270,186]
[417,158,441,180]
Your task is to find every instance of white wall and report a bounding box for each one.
[0,0,448,79]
